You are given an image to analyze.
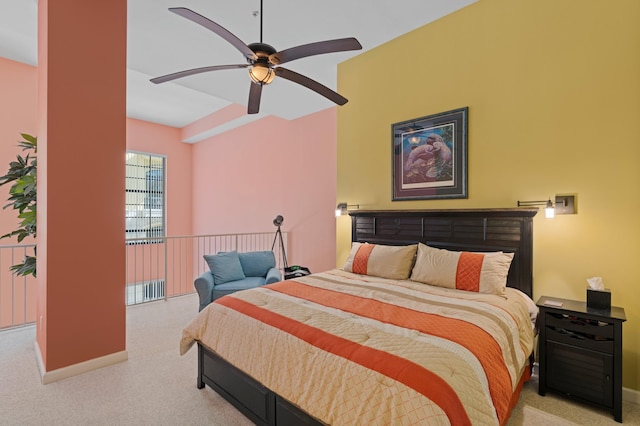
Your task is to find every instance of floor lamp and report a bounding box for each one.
[271,215,288,269]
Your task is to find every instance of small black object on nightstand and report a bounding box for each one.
[284,265,311,280]
[587,287,611,310]
[536,296,626,423]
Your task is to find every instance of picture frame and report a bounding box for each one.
[392,107,468,201]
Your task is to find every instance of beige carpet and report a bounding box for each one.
[520,405,579,425]
[507,374,640,425]
[0,293,638,425]
[0,294,252,426]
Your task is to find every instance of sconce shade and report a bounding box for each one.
[544,199,555,219]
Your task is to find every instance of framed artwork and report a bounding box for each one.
[392,107,468,201]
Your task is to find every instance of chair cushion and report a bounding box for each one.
[204,251,246,285]
[238,251,276,277]
[213,276,266,291]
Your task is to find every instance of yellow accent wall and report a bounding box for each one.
[337,0,640,391]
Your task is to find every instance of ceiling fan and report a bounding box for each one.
[150,2,363,114]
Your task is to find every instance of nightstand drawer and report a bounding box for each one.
[545,312,614,339]
[547,341,613,407]
[545,324,613,353]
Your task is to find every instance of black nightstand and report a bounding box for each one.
[536,296,626,422]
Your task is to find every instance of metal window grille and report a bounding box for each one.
[126,152,165,243]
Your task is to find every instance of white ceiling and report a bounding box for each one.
[0,0,477,141]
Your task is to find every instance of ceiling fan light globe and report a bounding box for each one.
[249,64,275,85]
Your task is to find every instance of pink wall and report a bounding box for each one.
[285,109,338,272]
[0,58,37,329]
[191,108,337,273]
[0,58,38,238]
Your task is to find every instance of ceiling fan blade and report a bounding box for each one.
[248,82,263,114]
[274,67,348,106]
[150,64,248,84]
[169,7,257,61]
[269,37,362,65]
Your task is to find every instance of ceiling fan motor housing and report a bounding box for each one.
[248,42,277,85]
[248,42,277,57]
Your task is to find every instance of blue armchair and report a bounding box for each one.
[194,250,281,311]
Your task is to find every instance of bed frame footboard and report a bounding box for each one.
[198,343,325,426]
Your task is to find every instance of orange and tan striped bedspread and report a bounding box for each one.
[180,269,535,425]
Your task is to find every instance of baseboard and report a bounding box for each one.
[35,341,128,384]
[624,387,640,406]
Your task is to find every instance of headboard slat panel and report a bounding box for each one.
[349,209,537,297]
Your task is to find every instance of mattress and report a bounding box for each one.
[181,269,536,425]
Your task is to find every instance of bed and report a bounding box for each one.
[181,208,538,425]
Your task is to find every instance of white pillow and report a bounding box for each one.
[410,243,514,295]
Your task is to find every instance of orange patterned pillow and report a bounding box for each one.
[343,242,417,280]
[410,243,514,295]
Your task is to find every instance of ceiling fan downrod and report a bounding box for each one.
[259,0,263,43]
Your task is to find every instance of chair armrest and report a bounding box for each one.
[265,267,281,285]
[194,271,215,311]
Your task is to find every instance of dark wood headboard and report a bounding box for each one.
[349,208,537,297]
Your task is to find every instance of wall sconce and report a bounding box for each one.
[335,202,360,217]
[518,198,556,218]
[517,195,576,219]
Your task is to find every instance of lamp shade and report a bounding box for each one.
[249,64,275,85]
[544,199,555,219]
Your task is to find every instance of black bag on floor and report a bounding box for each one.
[284,265,311,280]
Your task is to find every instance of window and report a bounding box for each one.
[126,152,165,242]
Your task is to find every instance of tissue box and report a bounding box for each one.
[587,287,611,310]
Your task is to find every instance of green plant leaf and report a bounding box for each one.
[0,133,37,277]
[10,255,36,277]
[21,133,37,144]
